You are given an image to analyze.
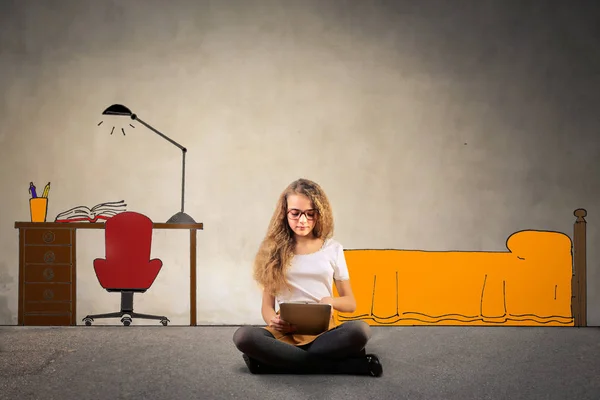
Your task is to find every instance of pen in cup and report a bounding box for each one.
[29,182,37,198]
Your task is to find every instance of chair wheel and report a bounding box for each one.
[160,319,169,326]
[121,317,132,326]
[83,317,93,326]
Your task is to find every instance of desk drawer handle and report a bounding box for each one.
[43,268,55,281]
[43,289,54,300]
[43,231,55,243]
[43,251,55,264]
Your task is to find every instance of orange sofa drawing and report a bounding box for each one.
[333,228,582,327]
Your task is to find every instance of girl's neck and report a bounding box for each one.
[294,233,315,244]
[293,234,324,255]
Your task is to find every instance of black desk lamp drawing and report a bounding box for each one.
[99,104,196,224]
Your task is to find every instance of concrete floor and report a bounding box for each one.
[1,325,598,400]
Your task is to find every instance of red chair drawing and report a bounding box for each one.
[83,211,170,326]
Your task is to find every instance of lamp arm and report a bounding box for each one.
[181,149,186,213]
[132,114,187,214]
[132,115,187,153]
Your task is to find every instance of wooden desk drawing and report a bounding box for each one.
[14,221,204,326]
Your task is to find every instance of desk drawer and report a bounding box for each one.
[24,246,72,264]
[24,264,72,283]
[23,314,72,326]
[24,228,72,245]
[24,283,72,302]
[24,301,72,314]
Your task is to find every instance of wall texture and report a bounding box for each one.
[0,0,598,326]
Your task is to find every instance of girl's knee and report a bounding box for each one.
[346,320,371,344]
[233,325,272,352]
[232,326,253,350]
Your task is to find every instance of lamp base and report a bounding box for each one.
[167,212,197,224]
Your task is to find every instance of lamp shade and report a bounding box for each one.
[102,104,133,116]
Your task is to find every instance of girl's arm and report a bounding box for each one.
[261,290,278,324]
[320,279,357,313]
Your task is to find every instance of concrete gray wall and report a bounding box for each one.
[0,0,598,326]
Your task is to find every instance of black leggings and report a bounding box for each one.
[233,320,372,374]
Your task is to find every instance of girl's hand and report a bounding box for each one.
[269,315,296,333]
[319,297,335,306]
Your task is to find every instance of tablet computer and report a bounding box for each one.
[279,302,332,335]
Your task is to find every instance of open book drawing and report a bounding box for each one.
[55,200,127,223]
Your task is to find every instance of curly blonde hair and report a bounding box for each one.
[253,178,335,296]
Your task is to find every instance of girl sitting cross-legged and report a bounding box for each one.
[232,178,383,377]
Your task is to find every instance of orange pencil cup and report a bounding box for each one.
[30,198,48,223]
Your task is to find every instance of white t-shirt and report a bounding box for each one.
[276,238,350,306]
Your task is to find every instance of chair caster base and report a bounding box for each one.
[82,314,169,326]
